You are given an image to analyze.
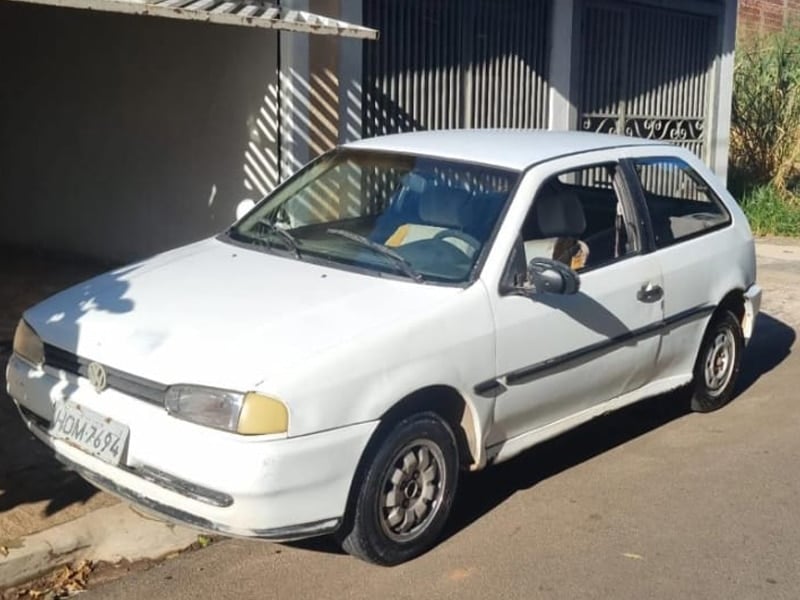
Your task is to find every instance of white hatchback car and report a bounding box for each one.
[8,131,761,565]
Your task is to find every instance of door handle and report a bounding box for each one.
[637,282,663,303]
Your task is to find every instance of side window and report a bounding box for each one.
[504,163,637,287]
[631,157,731,249]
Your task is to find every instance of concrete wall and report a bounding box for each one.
[0,1,279,262]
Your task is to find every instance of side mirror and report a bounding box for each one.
[527,258,580,295]
[235,199,256,221]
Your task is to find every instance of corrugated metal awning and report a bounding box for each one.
[4,0,378,39]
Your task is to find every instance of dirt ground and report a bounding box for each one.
[0,247,118,542]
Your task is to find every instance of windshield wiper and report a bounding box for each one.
[326,228,424,282]
[254,219,301,258]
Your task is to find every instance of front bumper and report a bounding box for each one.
[6,354,378,540]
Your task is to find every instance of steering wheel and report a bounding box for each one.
[433,229,482,256]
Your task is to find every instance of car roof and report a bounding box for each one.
[343,129,668,171]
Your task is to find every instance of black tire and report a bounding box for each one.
[339,412,459,566]
[690,310,744,413]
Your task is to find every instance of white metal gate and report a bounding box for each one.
[362,0,551,137]
[579,2,716,158]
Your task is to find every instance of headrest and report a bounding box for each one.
[418,187,470,228]
[403,172,428,194]
[533,192,586,238]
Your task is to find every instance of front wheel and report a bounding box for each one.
[690,310,743,413]
[339,412,459,566]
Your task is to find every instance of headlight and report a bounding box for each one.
[238,392,289,435]
[165,385,288,435]
[13,320,44,366]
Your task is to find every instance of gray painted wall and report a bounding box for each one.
[0,1,279,262]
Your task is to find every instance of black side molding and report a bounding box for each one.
[476,304,716,391]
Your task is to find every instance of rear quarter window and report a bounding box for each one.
[632,157,731,249]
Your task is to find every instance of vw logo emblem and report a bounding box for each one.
[87,362,108,393]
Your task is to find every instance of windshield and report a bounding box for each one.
[227,149,519,284]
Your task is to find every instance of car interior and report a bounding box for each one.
[270,160,729,284]
[512,166,632,278]
[365,167,630,284]
[642,191,730,248]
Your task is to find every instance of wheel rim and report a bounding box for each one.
[378,439,447,543]
[704,328,736,397]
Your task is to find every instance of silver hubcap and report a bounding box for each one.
[379,440,446,542]
[704,329,735,396]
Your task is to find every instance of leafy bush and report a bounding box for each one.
[730,27,800,194]
[740,184,800,237]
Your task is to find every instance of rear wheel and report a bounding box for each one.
[690,310,743,413]
[339,412,459,566]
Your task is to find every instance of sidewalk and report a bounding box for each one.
[0,503,199,592]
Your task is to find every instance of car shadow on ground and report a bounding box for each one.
[291,311,795,557]
[735,312,795,396]
[0,463,100,518]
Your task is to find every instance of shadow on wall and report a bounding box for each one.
[244,30,359,202]
[0,2,281,263]
[244,80,281,200]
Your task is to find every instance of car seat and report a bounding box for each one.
[522,191,589,271]
[383,185,473,254]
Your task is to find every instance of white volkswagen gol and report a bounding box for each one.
[7,131,761,565]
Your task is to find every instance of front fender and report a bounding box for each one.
[268,282,498,468]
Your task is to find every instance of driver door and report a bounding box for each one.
[486,158,663,447]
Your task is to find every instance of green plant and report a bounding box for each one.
[731,27,800,193]
[739,184,800,237]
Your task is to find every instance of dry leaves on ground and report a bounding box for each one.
[2,560,93,600]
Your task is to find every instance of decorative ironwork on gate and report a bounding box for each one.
[579,2,715,158]
[582,116,705,142]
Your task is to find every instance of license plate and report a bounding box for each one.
[50,400,129,465]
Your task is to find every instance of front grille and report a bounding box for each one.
[44,344,167,406]
[45,344,81,373]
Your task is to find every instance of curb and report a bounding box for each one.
[0,503,198,590]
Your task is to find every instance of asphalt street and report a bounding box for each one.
[85,248,799,600]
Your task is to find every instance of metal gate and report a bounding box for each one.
[579,2,716,158]
[362,0,551,138]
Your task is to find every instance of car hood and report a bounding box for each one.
[25,238,460,390]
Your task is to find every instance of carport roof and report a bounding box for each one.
[4,0,378,39]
